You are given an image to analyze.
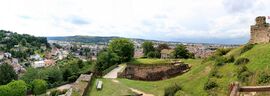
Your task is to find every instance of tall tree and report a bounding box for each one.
[0,63,18,85]
[108,38,134,62]
[157,43,169,52]
[173,45,190,59]
[96,51,119,72]
[142,41,155,56]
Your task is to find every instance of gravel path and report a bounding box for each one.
[103,65,126,78]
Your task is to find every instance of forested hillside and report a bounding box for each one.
[0,30,49,60]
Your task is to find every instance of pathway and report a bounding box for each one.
[103,64,126,78]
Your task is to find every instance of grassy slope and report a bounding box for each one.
[210,43,270,95]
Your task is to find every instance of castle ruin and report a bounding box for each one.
[249,16,270,44]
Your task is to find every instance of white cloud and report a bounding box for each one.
[0,0,269,44]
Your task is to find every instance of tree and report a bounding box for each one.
[8,80,27,96]
[45,67,63,87]
[0,63,18,85]
[142,41,155,56]
[21,68,47,84]
[157,43,169,52]
[32,79,47,95]
[147,51,160,58]
[62,68,72,81]
[0,80,27,96]
[173,45,190,59]
[96,51,119,72]
[108,38,134,62]
[0,84,11,96]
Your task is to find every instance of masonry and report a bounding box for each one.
[118,62,190,81]
[249,16,270,44]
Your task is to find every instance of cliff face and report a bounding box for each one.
[249,16,270,44]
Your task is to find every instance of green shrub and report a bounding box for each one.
[258,71,270,84]
[214,56,227,66]
[0,80,27,96]
[225,55,235,63]
[32,79,47,95]
[214,48,231,56]
[147,51,160,58]
[204,80,218,90]
[68,75,78,82]
[164,84,181,96]
[234,58,249,65]
[236,66,252,82]
[240,44,254,54]
[209,67,222,78]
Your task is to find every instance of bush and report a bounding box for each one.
[214,56,227,66]
[214,48,231,56]
[234,58,249,65]
[240,44,254,54]
[68,75,78,82]
[0,80,27,96]
[147,51,160,58]
[236,66,252,82]
[226,56,235,63]
[258,71,270,84]
[209,67,222,78]
[164,84,181,96]
[204,80,218,90]
[32,79,47,95]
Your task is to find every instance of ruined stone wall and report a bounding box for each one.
[249,16,270,44]
[118,63,190,81]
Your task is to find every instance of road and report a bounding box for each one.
[103,64,126,78]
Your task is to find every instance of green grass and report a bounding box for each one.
[128,58,175,64]
[89,59,211,96]
[88,79,135,96]
[206,43,270,95]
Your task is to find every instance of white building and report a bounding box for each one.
[32,61,45,68]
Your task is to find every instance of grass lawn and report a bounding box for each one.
[128,58,177,65]
[88,78,135,96]
[89,59,211,96]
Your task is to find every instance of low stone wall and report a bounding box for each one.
[71,73,93,96]
[118,62,190,81]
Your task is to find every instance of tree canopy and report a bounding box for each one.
[0,80,27,96]
[108,38,134,62]
[32,79,47,95]
[0,63,18,85]
[173,45,193,59]
[142,41,155,56]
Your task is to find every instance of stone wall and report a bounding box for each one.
[249,16,270,44]
[118,62,190,81]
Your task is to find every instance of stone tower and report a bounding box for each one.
[249,16,270,44]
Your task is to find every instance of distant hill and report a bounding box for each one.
[48,36,125,44]
[47,35,157,44]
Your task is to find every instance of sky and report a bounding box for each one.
[0,0,270,44]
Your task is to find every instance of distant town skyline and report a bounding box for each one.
[1,0,270,44]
